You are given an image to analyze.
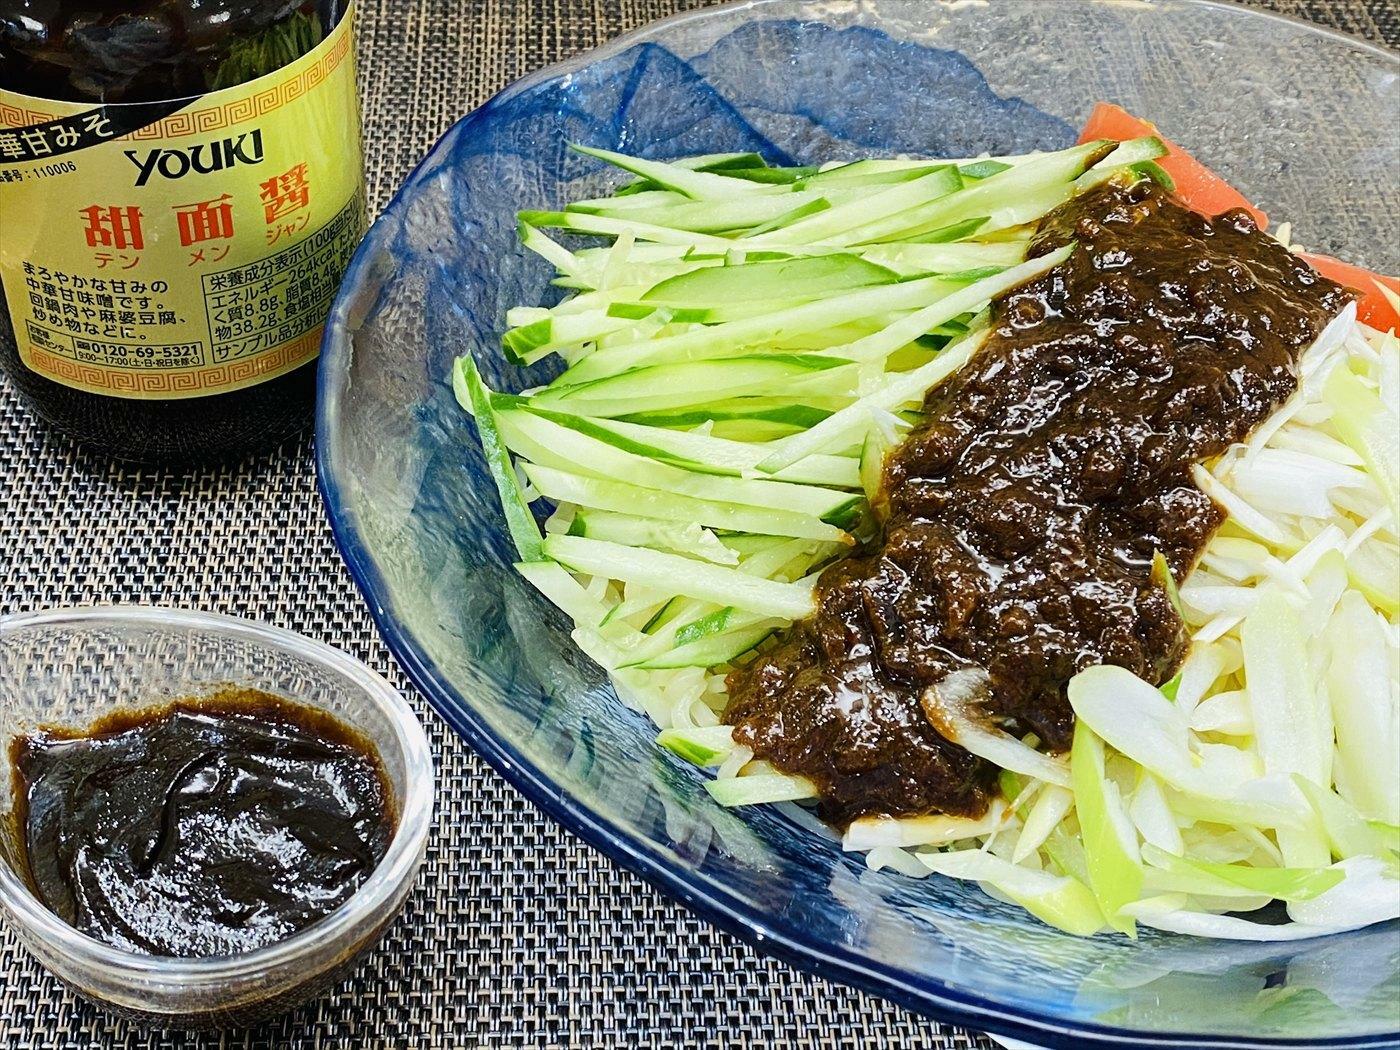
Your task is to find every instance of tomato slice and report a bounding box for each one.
[1297,252,1400,333]
[1078,102,1268,229]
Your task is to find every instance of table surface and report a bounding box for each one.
[1,1,1395,1047]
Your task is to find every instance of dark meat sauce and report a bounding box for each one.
[724,179,1351,825]
[8,690,394,958]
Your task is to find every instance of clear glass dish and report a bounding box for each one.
[0,606,435,1028]
[316,1,1399,1045]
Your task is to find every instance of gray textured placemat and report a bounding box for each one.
[0,2,1393,1048]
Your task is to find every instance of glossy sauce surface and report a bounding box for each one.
[9,690,394,958]
[725,180,1351,825]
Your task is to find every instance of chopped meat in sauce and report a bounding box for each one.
[723,178,1352,825]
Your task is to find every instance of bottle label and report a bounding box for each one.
[0,6,365,400]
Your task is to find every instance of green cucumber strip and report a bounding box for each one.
[574,242,698,265]
[800,160,949,189]
[511,398,787,477]
[846,142,1108,246]
[657,725,738,766]
[559,273,956,381]
[606,302,660,320]
[719,534,793,556]
[889,215,991,244]
[528,405,859,487]
[756,327,987,473]
[1070,138,1171,195]
[673,606,738,645]
[642,254,899,306]
[518,221,583,279]
[522,463,850,542]
[859,426,893,503]
[629,622,779,669]
[607,587,691,633]
[567,189,689,213]
[708,419,814,442]
[640,595,684,634]
[557,258,723,294]
[451,357,543,562]
[713,165,819,184]
[503,309,639,364]
[572,144,782,200]
[746,197,834,236]
[502,318,551,365]
[1133,160,1176,192]
[861,239,1027,273]
[613,152,766,194]
[498,405,855,518]
[738,536,840,581]
[959,159,1013,179]
[698,153,771,171]
[543,534,816,619]
[868,184,1069,245]
[519,209,736,248]
[747,165,963,245]
[914,318,971,345]
[706,772,818,806]
[811,244,1069,367]
[541,355,853,416]
[532,283,658,317]
[617,401,832,429]
[938,265,1009,283]
[1088,135,1168,170]
[673,152,766,171]
[616,298,843,325]
[570,511,738,564]
[574,193,823,233]
[514,560,641,645]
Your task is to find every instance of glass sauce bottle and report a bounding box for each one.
[0,1,364,462]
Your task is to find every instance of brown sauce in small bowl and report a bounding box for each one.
[7,688,395,958]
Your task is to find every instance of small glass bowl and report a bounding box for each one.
[0,606,435,1028]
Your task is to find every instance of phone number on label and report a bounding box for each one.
[73,340,205,369]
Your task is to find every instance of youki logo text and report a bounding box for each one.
[124,130,265,187]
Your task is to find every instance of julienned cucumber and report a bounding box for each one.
[556,273,966,382]
[641,254,899,305]
[523,463,852,541]
[496,406,857,520]
[514,401,862,487]
[657,725,738,766]
[451,357,543,562]
[705,772,818,806]
[543,534,817,620]
[625,621,779,669]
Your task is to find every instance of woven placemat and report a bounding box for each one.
[0,2,1393,1047]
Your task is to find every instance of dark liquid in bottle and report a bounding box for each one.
[0,1,344,463]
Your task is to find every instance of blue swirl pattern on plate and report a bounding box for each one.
[318,4,1400,1046]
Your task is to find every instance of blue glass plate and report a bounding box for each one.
[317,2,1400,1045]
